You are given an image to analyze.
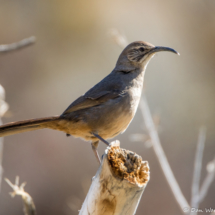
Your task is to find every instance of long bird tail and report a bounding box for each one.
[0,116,60,137]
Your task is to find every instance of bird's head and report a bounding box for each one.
[115,41,179,72]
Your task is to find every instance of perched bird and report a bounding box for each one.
[0,41,179,163]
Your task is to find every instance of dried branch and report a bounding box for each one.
[0,119,4,193]
[108,29,128,49]
[0,84,9,193]
[190,127,206,214]
[5,176,36,215]
[0,85,9,117]
[0,36,36,54]
[198,158,215,203]
[79,141,150,215]
[140,95,190,212]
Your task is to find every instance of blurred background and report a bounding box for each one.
[0,0,215,214]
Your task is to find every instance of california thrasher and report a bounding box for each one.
[0,41,179,163]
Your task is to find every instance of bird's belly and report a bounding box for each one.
[98,108,133,140]
[53,91,142,142]
[93,93,141,140]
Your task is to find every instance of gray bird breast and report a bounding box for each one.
[88,70,145,140]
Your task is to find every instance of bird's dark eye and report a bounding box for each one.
[139,47,145,52]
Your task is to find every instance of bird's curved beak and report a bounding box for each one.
[150,46,180,55]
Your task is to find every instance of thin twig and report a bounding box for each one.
[140,95,190,213]
[0,84,9,193]
[5,176,36,215]
[0,119,4,193]
[108,29,128,49]
[198,158,215,203]
[0,36,36,54]
[190,127,206,214]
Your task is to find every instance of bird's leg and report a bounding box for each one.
[92,133,109,146]
[91,141,101,163]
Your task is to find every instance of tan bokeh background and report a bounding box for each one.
[0,0,215,214]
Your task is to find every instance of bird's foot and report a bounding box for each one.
[91,141,101,164]
[91,133,109,146]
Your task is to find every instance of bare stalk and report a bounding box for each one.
[139,95,190,212]
[0,119,4,193]
[108,29,128,49]
[198,159,215,203]
[0,36,36,53]
[0,85,9,193]
[190,127,206,214]
[5,176,36,215]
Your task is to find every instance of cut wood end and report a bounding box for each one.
[110,140,120,147]
[107,145,150,186]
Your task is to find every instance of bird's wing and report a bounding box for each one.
[62,72,127,115]
[62,90,124,115]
